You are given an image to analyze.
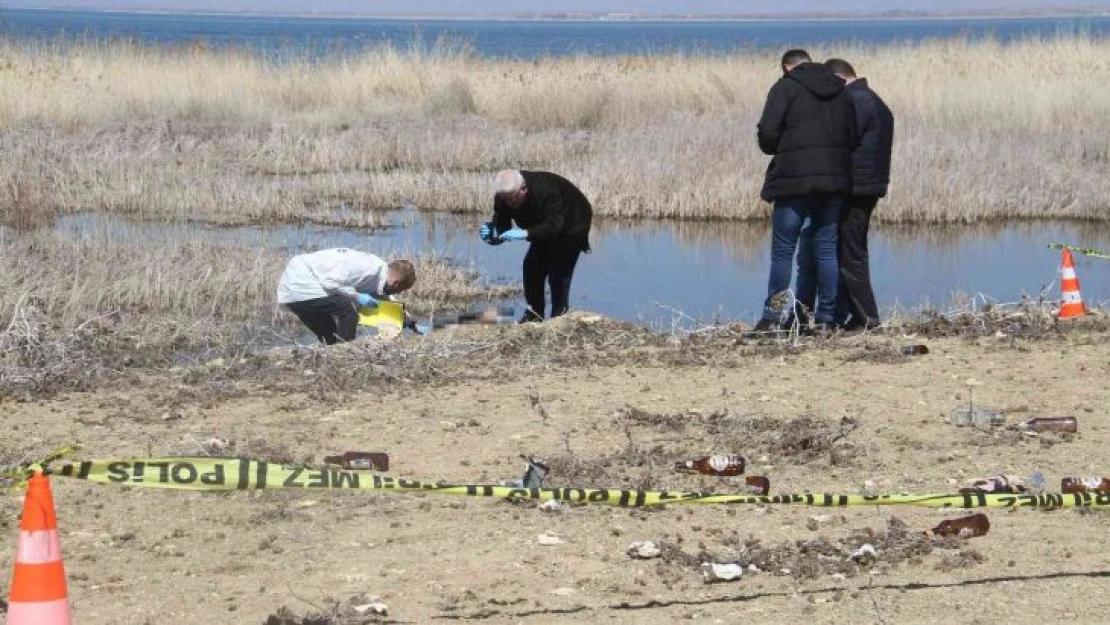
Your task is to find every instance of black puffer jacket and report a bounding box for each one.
[757,63,856,202]
[845,78,894,198]
[490,171,593,252]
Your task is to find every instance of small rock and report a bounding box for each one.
[200,437,228,451]
[747,564,762,574]
[627,541,661,559]
[353,602,388,616]
[537,534,565,546]
[700,563,743,583]
[849,544,878,564]
[538,500,562,513]
[832,573,847,581]
[439,420,457,429]
[549,587,576,597]
[807,514,832,531]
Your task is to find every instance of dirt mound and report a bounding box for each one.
[657,516,986,582]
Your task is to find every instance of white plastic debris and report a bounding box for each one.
[747,564,762,574]
[626,541,661,559]
[549,587,576,597]
[700,562,743,583]
[537,533,565,546]
[849,544,878,564]
[353,602,388,616]
[539,500,562,513]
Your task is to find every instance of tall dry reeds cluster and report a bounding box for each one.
[0,35,1106,223]
[0,231,516,327]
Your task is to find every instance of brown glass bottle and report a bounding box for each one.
[901,344,929,356]
[744,475,770,496]
[323,452,389,471]
[1020,417,1077,433]
[1061,477,1110,494]
[675,455,745,476]
[927,513,990,538]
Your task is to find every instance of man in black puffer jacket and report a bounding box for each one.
[826,58,894,331]
[751,49,856,335]
[480,170,593,322]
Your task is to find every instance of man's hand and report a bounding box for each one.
[498,228,528,242]
[355,293,378,308]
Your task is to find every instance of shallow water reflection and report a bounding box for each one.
[52,211,1110,327]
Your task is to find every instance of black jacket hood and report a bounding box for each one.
[787,62,845,100]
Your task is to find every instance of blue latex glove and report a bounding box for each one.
[479,222,494,242]
[355,293,377,308]
[414,324,430,336]
[498,228,528,242]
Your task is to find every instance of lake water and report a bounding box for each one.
[0,9,1106,59]
[53,211,1110,328]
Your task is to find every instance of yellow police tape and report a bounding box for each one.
[29,457,1109,510]
[0,445,82,490]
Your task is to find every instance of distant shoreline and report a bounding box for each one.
[3,6,1109,23]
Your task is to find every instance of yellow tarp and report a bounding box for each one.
[357,301,404,339]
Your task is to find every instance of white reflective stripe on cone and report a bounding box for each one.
[16,529,62,564]
[1062,292,1083,304]
[1061,267,1077,280]
[6,598,72,625]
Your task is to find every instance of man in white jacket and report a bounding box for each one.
[277,248,418,344]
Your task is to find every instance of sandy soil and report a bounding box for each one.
[2,318,1110,624]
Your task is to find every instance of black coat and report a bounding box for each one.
[845,78,894,198]
[490,171,592,252]
[757,63,856,202]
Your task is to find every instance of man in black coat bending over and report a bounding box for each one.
[825,58,894,331]
[480,170,593,322]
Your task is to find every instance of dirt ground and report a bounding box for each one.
[2,314,1110,624]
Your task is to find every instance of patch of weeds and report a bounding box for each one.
[265,594,388,625]
[682,517,988,582]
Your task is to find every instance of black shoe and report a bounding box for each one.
[810,323,840,338]
[841,317,882,336]
[518,310,543,324]
[744,318,781,338]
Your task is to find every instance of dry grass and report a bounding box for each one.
[0,36,1105,222]
[0,229,518,397]
[0,231,515,328]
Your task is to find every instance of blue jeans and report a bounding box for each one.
[762,195,842,324]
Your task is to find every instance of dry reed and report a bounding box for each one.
[0,36,1105,223]
[0,231,517,330]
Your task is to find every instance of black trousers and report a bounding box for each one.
[286,295,358,345]
[837,196,881,328]
[522,242,581,320]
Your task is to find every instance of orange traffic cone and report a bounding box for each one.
[1058,248,1087,319]
[6,472,71,624]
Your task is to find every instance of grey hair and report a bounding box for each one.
[493,170,525,194]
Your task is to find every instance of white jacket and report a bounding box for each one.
[277,248,391,305]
